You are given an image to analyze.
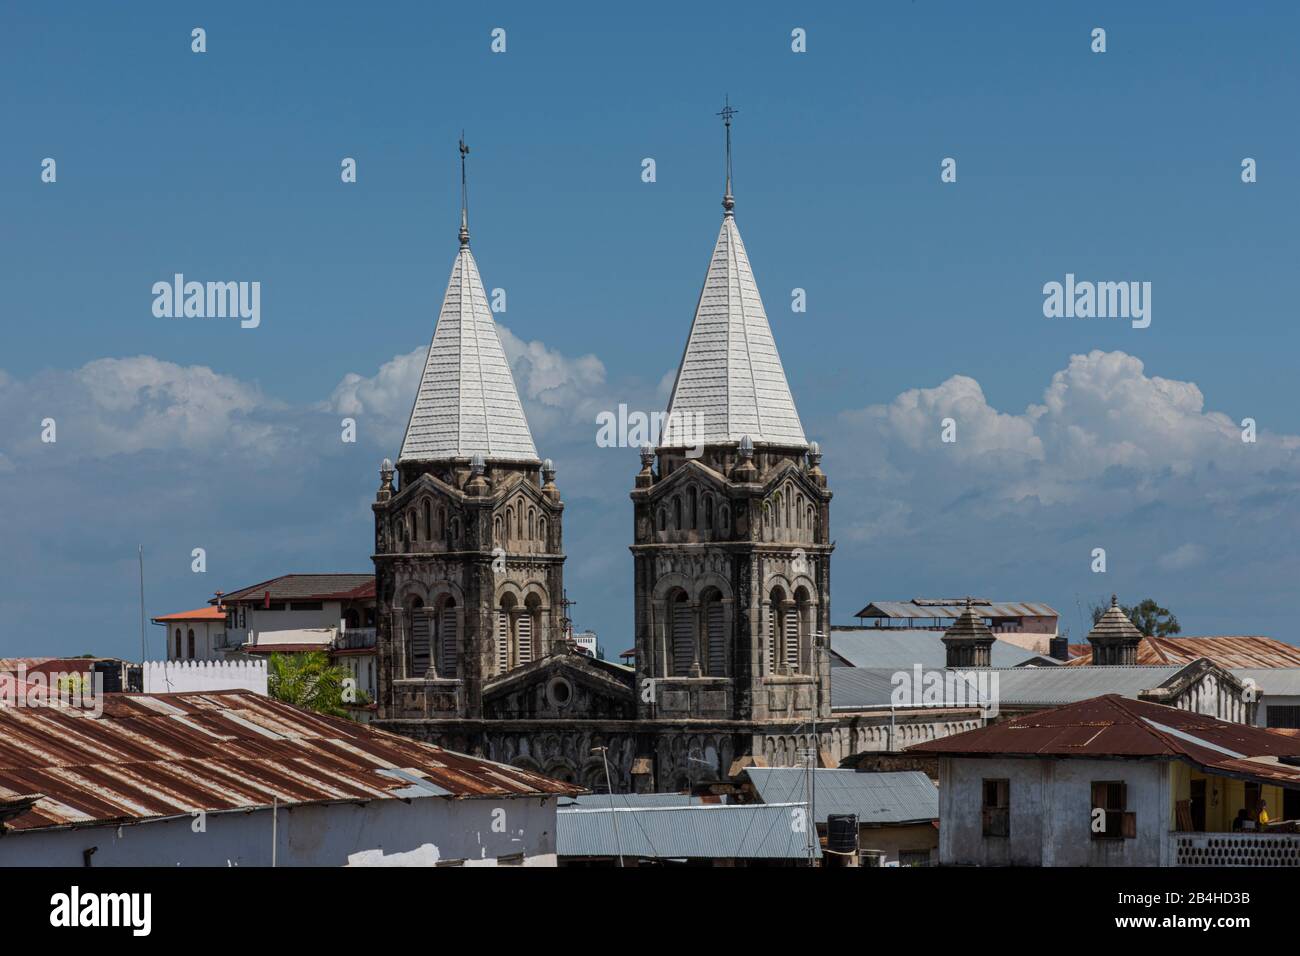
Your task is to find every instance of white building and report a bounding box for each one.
[152,606,227,662]
[910,694,1300,867]
[0,688,577,866]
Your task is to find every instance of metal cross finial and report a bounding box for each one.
[458,132,471,246]
[717,96,738,215]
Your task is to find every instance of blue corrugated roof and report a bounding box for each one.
[745,769,938,825]
[557,802,819,860]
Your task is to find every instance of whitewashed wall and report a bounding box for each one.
[0,794,559,867]
[142,659,268,695]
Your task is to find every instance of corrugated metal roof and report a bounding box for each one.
[560,793,703,809]
[831,665,1190,711]
[829,629,1046,670]
[908,695,1300,790]
[745,769,937,825]
[219,574,375,604]
[1231,667,1300,696]
[0,690,579,833]
[853,601,1059,620]
[557,802,818,860]
[1070,636,1300,668]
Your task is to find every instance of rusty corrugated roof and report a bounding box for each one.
[216,574,375,604]
[1068,636,1300,668]
[0,690,579,833]
[907,694,1300,788]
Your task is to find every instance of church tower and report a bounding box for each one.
[630,103,833,757]
[375,138,565,721]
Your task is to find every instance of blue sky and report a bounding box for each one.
[2,1,1298,657]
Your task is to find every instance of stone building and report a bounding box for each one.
[374,125,836,792]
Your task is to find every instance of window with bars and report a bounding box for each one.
[1267,705,1300,729]
[1091,781,1134,839]
[982,778,1010,837]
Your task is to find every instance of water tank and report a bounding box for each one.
[826,813,859,854]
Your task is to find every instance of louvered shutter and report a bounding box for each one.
[517,614,533,665]
[410,613,430,675]
[784,609,800,669]
[438,606,458,678]
[672,601,694,676]
[496,611,509,674]
[707,602,725,676]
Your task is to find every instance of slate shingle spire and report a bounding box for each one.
[942,597,997,668]
[1087,594,1144,666]
[398,138,538,463]
[660,102,807,450]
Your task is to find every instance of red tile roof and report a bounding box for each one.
[0,690,581,833]
[151,606,227,623]
[908,694,1300,787]
[1067,635,1300,668]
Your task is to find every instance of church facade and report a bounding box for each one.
[372,126,837,792]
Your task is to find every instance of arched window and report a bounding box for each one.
[528,508,535,540]
[435,597,458,679]
[687,488,697,529]
[790,586,813,672]
[539,516,547,545]
[704,495,714,531]
[796,494,804,529]
[505,507,513,543]
[494,515,502,544]
[421,499,431,541]
[673,496,682,531]
[515,502,523,538]
[439,507,448,540]
[657,508,666,532]
[701,589,726,676]
[187,629,195,659]
[408,597,429,675]
[174,628,182,659]
[670,591,693,676]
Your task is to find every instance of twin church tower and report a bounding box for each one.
[372,111,833,792]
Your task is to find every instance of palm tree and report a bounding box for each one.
[266,651,350,717]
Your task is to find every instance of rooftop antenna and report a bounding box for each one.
[138,545,147,662]
[716,96,738,216]
[458,131,471,247]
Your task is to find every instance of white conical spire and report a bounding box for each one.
[398,142,538,463]
[661,103,806,450]
[661,213,807,448]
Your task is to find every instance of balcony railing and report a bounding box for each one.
[335,627,377,650]
[1172,831,1300,866]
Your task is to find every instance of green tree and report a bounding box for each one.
[1089,598,1181,637]
[266,651,351,717]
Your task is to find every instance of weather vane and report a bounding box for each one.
[717,96,738,214]
[458,131,470,246]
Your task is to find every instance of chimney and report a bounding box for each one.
[1086,595,1143,665]
[1049,634,1069,662]
[942,598,995,668]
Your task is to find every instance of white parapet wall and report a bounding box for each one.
[143,659,268,695]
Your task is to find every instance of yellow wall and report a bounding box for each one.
[1168,760,1283,831]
